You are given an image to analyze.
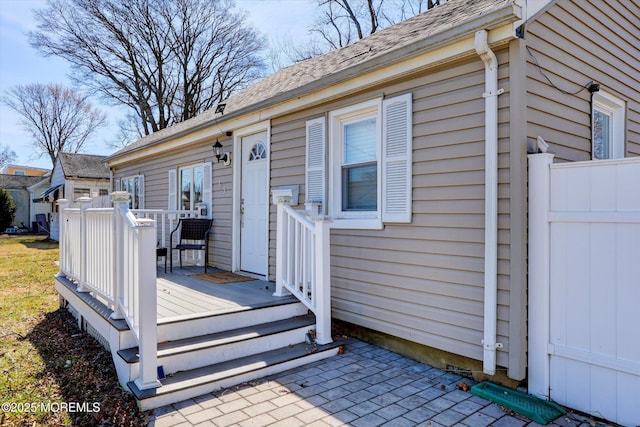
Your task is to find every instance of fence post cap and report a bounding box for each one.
[111,191,131,203]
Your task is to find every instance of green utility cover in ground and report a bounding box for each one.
[471,382,566,425]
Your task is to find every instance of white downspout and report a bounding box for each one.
[475,29,503,376]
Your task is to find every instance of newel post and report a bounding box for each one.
[135,215,161,391]
[314,217,332,345]
[110,191,129,320]
[56,199,70,275]
[76,197,93,293]
[272,189,293,297]
[527,152,554,400]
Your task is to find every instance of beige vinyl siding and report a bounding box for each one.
[268,114,307,281]
[113,140,233,270]
[526,0,640,160]
[209,147,233,271]
[270,52,515,371]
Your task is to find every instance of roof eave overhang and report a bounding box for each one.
[107,2,522,168]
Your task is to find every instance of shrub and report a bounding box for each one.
[0,188,16,230]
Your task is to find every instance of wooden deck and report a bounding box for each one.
[156,268,296,321]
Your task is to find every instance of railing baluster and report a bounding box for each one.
[288,215,294,288]
[301,224,306,302]
[297,222,302,295]
[307,230,313,305]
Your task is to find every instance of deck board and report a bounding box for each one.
[156,269,291,320]
[56,268,294,324]
[157,281,229,314]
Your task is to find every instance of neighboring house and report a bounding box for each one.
[28,177,52,233]
[44,153,111,240]
[0,174,45,230]
[2,164,50,177]
[57,0,638,422]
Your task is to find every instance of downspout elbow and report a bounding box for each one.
[475,29,503,376]
[475,30,499,73]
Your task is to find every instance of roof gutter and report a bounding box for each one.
[106,2,521,166]
[475,29,504,376]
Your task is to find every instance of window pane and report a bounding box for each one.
[342,163,377,211]
[593,109,611,159]
[124,179,131,207]
[194,166,203,205]
[344,118,376,164]
[180,169,191,210]
[249,143,267,161]
[133,177,140,209]
[74,188,89,200]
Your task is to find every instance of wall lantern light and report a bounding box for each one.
[212,139,231,166]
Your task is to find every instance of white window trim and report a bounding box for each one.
[121,174,144,209]
[329,98,383,229]
[177,162,206,211]
[593,90,625,160]
[168,169,177,210]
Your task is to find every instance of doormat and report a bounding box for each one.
[471,382,565,425]
[189,271,257,284]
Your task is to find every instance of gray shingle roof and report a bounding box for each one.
[110,0,516,160]
[58,153,110,179]
[0,174,43,189]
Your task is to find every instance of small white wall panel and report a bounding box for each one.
[617,225,640,362]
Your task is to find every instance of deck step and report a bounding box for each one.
[128,339,346,410]
[118,314,315,364]
[156,299,308,342]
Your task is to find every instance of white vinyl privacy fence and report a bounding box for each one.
[528,154,640,426]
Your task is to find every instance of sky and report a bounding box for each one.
[0,0,316,170]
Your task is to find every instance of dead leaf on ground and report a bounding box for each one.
[457,381,470,392]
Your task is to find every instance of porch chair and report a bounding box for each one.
[169,218,213,273]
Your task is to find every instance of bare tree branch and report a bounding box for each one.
[275,0,444,65]
[2,84,106,166]
[30,0,266,146]
[0,145,16,171]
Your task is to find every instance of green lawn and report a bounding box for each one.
[0,236,147,426]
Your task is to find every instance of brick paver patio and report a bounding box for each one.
[148,339,612,427]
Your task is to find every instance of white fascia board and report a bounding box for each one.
[107,113,265,167]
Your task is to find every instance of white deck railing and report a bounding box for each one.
[57,192,161,391]
[131,209,202,249]
[274,194,332,345]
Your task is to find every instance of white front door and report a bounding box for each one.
[240,132,268,275]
